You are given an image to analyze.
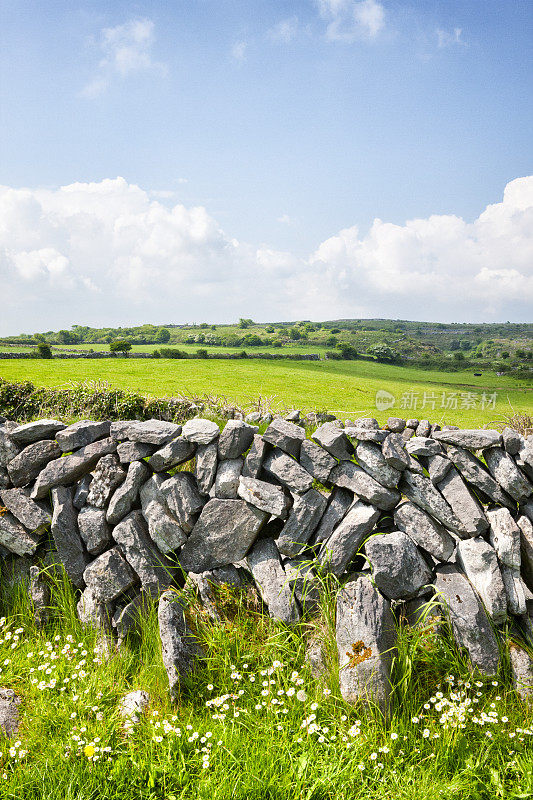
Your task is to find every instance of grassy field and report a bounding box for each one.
[0,357,530,426]
[0,571,531,800]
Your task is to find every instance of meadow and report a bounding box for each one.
[0,572,531,800]
[0,357,530,427]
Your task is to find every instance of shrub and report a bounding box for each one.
[157,348,187,359]
[196,349,208,359]
[337,343,358,360]
[109,341,132,354]
[36,343,53,359]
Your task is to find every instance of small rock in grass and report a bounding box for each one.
[158,590,202,698]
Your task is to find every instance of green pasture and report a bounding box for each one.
[0,357,530,426]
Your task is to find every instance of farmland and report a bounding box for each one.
[0,355,529,427]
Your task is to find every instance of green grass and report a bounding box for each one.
[0,357,530,427]
[0,570,531,800]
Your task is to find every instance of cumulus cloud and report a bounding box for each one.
[0,176,532,334]
[318,0,385,42]
[268,17,299,43]
[437,27,465,48]
[230,41,247,62]
[81,18,165,97]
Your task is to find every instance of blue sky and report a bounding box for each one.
[1,1,532,330]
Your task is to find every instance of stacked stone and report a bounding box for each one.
[0,412,532,710]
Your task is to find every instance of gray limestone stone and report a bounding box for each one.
[179,498,268,572]
[262,418,305,458]
[246,537,300,625]
[238,476,291,518]
[113,593,148,644]
[0,487,51,535]
[86,454,126,508]
[355,441,400,489]
[181,418,220,445]
[394,501,455,562]
[522,499,533,525]
[299,438,336,483]
[416,420,431,437]
[0,511,40,556]
[406,437,443,457]
[77,586,112,631]
[365,531,432,600]
[158,589,202,698]
[283,557,320,613]
[434,564,500,675]
[381,433,410,471]
[433,428,502,450]
[311,486,353,545]
[110,419,181,445]
[446,445,515,510]
[214,458,243,499]
[10,419,65,445]
[147,436,196,472]
[119,689,150,726]
[484,447,532,503]
[437,467,488,537]
[56,420,111,452]
[51,486,87,589]
[330,462,400,511]
[501,566,526,615]
[426,454,453,485]
[78,506,112,555]
[29,565,50,628]
[195,442,218,494]
[117,441,157,463]
[32,437,117,500]
[73,475,92,510]
[456,538,507,623]
[241,434,268,479]
[160,472,204,532]
[344,426,388,443]
[276,488,327,557]
[113,511,174,595]
[263,448,314,494]
[336,574,397,716]
[487,507,521,569]
[305,640,327,679]
[83,547,137,603]
[0,468,9,488]
[398,471,465,534]
[0,688,21,737]
[387,417,406,433]
[140,474,187,554]
[509,644,533,704]
[0,424,21,468]
[7,439,61,487]
[107,460,150,525]
[502,427,523,456]
[518,514,533,592]
[318,501,380,576]
[218,420,255,460]
[312,422,353,461]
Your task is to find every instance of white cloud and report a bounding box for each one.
[231,41,247,62]
[268,17,299,43]
[318,0,385,42]
[81,18,165,97]
[0,175,532,334]
[277,214,294,225]
[437,27,465,48]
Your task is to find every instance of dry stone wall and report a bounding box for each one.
[1,411,533,711]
